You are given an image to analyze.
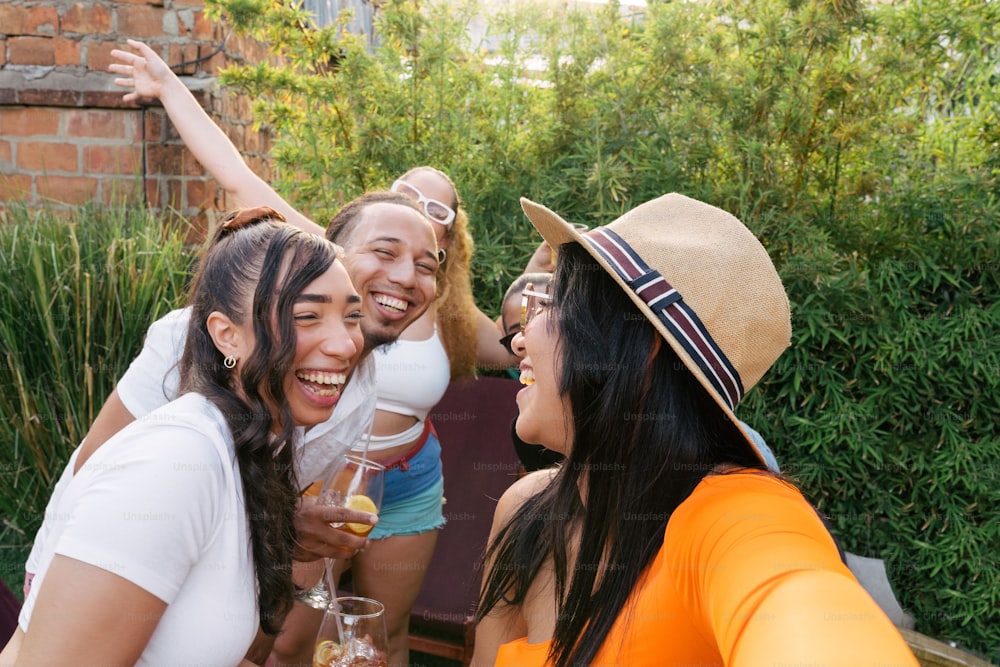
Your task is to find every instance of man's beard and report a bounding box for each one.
[362,323,400,352]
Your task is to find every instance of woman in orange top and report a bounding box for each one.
[471,194,918,667]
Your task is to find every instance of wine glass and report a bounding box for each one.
[303,452,385,609]
[313,596,389,667]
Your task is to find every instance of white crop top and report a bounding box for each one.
[373,326,451,421]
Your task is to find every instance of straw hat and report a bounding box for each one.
[519,193,791,464]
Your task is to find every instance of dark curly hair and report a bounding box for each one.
[179,210,341,635]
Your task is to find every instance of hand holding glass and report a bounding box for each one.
[318,454,385,537]
[302,453,385,609]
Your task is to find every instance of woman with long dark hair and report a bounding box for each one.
[1,209,363,665]
[472,194,917,666]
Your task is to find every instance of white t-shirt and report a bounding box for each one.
[26,309,377,579]
[20,393,258,666]
[116,307,377,487]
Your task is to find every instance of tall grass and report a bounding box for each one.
[0,204,192,597]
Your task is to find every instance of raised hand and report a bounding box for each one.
[105,37,326,235]
[108,39,175,103]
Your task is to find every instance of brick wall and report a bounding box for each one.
[0,0,274,236]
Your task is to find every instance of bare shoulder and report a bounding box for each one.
[502,468,557,503]
[492,468,558,528]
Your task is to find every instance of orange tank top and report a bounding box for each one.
[495,472,917,666]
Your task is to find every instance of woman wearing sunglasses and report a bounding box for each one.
[471,194,916,666]
[108,40,518,667]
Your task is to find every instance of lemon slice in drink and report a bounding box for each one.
[344,494,377,535]
[313,639,343,667]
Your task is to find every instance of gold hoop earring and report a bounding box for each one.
[223,355,237,369]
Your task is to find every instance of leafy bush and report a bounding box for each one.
[741,179,1000,656]
[0,204,192,597]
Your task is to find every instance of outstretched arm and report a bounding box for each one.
[109,39,324,236]
[679,477,918,666]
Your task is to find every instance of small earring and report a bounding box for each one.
[438,248,447,264]
[223,355,237,369]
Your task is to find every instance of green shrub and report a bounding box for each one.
[0,204,192,598]
[741,181,1000,656]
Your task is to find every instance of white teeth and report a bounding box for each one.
[297,371,346,398]
[374,294,407,312]
[297,371,347,386]
[519,369,535,386]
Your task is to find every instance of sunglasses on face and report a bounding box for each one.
[499,330,518,356]
[391,180,456,226]
[499,286,552,355]
[521,288,552,331]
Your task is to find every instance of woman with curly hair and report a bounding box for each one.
[1,209,363,666]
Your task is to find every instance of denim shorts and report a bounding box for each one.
[370,475,446,539]
[369,427,446,539]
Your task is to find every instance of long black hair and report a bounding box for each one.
[476,242,766,666]
[179,211,340,635]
